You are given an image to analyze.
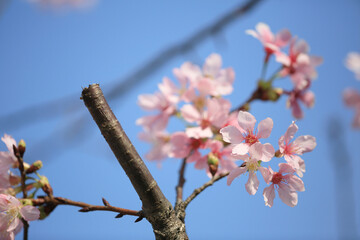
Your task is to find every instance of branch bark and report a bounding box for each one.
[81,84,187,239]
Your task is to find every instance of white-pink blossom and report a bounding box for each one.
[246,22,291,61]
[137,78,179,131]
[278,122,316,177]
[286,89,315,119]
[173,53,235,97]
[192,140,237,177]
[276,38,322,90]
[0,194,40,239]
[345,52,360,80]
[169,131,206,163]
[138,130,172,163]
[262,163,305,207]
[0,135,19,191]
[220,111,274,160]
[181,98,231,138]
[227,142,274,195]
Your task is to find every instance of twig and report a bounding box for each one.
[175,158,187,207]
[183,172,229,209]
[31,196,141,217]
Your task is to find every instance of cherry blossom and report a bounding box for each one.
[262,163,305,207]
[220,111,274,160]
[138,130,172,163]
[276,38,323,90]
[169,131,207,164]
[227,142,274,195]
[286,88,315,119]
[192,140,237,177]
[345,52,360,80]
[0,135,19,191]
[181,98,231,138]
[246,22,291,62]
[278,122,316,177]
[343,88,360,128]
[173,53,235,97]
[137,78,179,131]
[0,194,40,239]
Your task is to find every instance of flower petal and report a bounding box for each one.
[220,126,244,144]
[278,183,298,207]
[263,184,275,208]
[245,171,259,195]
[257,118,273,139]
[232,143,250,156]
[293,135,316,154]
[20,206,40,221]
[237,111,256,132]
[227,167,246,186]
[286,175,305,192]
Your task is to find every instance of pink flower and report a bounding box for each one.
[286,88,315,119]
[169,131,206,163]
[262,163,305,207]
[0,135,19,191]
[220,111,274,160]
[138,130,172,163]
[278,121,316,177]
[137,78,179,131]
[276,38,323,90]
[181,98,231,138]
[345,52,360,80]
[246,22,291,61]
[191,140,237,177]
[173,53,235,97]
[227,142,274,195]
[343,88,360,128]
[0,194,40,239]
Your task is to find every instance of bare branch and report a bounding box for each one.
[175,158,187,207]
[183,172,229,209]
[31,196,141,217]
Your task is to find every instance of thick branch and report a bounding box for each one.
[81,84,187,239]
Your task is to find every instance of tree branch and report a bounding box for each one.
[183,172,229,209]
[175,158,187,207]
[81,84,187,239]
[31,196,141,217]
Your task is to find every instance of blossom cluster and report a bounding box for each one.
[0,134,42,239]
[247,22,322,119]
[137,23,319,207]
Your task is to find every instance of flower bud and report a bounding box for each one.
[39,176,53,196]
[207,153,219,177]
[18,139,26,157]
[26,160,43,174]
[275,150,283,158]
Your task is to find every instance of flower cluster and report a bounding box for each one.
[343,52,360,128]
[0,134,45,239]
[137,53,237,175]
[137,23,319,207]
[221,114,315,207]
[247,22,322,119]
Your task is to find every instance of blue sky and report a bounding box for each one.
[0,0,359,239]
